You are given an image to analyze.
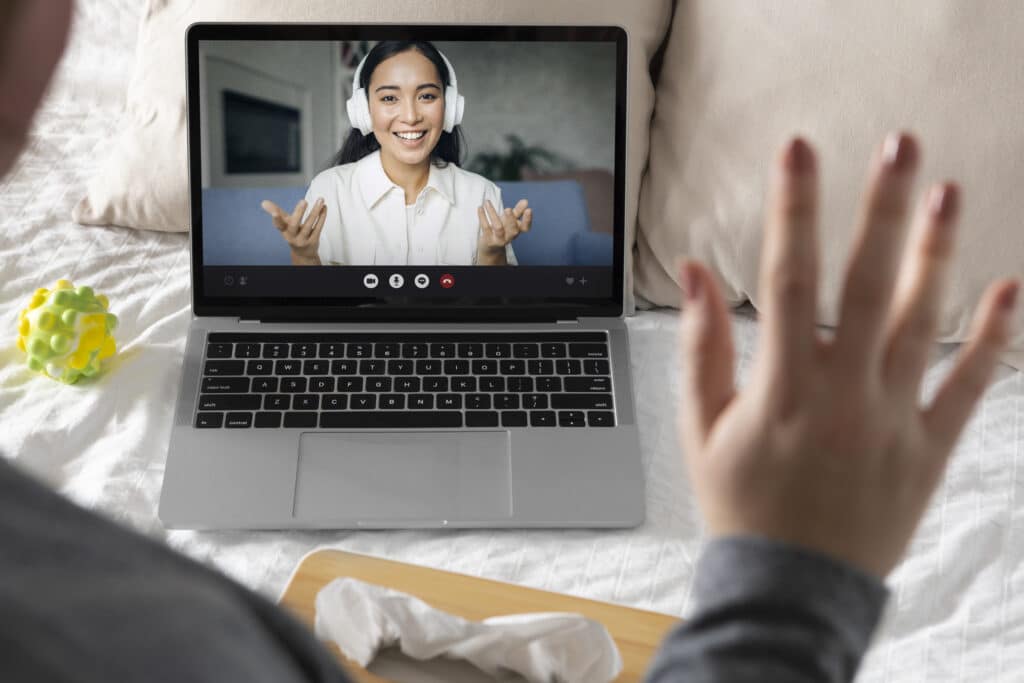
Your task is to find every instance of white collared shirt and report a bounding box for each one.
[306,151,517,266]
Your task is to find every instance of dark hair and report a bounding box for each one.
[332,41,466,168]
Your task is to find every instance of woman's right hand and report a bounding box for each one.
[261,198,326,266]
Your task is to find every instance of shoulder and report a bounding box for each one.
[308,159,361,192]
[446,163,501,198]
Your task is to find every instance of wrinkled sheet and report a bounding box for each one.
[1,3,1022,680]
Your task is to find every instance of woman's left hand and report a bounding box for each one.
[477,199,532,260]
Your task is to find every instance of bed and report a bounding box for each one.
[2,3,1023,680]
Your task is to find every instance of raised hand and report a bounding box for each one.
[261,198,326,266]
[678,133,1019,578]
[476,199,531,265]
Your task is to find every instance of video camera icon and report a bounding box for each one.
[363,273,379,289]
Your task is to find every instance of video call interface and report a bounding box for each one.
[197,35,620,302]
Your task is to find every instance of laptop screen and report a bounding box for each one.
[187,25,626,320]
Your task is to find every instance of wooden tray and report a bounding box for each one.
[279,549,680,682]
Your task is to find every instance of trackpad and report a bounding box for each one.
[294,432,512,522]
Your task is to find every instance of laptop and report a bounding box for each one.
[159,22,644,529]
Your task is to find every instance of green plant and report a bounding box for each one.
[465,134,573,181]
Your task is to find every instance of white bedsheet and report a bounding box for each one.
[1,3,1023,680]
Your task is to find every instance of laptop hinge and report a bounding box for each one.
[556,319,581,325]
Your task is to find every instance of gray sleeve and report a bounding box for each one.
[644,535,889,683]
[0,457,352,683]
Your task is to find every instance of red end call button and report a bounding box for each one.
[440,273,455,289]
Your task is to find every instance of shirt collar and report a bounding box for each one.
[356,150,456,208]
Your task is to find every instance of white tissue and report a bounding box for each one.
[314,578,623,683]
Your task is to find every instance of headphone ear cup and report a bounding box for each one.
[346,87,372,136]
[443,86,464,132]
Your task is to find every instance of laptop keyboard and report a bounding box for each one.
[195,333,616,429]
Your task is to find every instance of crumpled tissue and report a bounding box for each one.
[314,578,623,683]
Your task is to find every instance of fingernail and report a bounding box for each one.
[999,283,1019,312]
[681,262,701,302]
[928,183,958,220]
[783,137,812,174]
[882,131,916,170]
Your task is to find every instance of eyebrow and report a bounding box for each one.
[373,83,442,94]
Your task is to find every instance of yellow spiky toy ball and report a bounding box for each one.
[17,279,118,384]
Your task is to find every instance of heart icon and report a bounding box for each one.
[565,276,575,285]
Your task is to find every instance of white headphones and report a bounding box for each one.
[345,47,465,136]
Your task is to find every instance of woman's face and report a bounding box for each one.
[368,49,445,169]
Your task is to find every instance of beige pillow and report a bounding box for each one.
[636,1,1024,367]
[73,0,674,313]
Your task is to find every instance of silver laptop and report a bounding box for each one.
[159,23,644,529]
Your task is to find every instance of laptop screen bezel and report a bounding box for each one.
[186,23,627,322]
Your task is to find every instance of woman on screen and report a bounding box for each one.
[261,40,532,267]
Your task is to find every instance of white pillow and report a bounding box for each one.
[635,1,1024,367]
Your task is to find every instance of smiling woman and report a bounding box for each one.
[260,40,533,267]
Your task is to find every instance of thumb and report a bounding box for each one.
[679,259,736,450]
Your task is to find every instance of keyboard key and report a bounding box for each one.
[473,360,498,375]
[359,359,386,375]
[506,377,533,392]
[283,412,317,428]
[540,343,566,358]
[276,360,301,375]
[310,376,334,393]
[395,377,420,392]
[380,394,405,410]
[263,343,289,359]
[523,393,548,410]
[416,360,443,375]
[569,343,608,358]
[588,411,615,427]
[565,377,611,392]
[466,394,491,410]
[555,359,582,376]
[206,342,232,358]
[437,394,462,410]
[264,394,290,410]
[367,377,392,392]
[320,412,463,429]
[336,377,364,392]
[252,377,278,393]
[303,359,328,375]
[536,376,562,392]
[584,359,611,375]
[495,394,520,410]
[528,360,554,375]
[348,343,372,358]
[195,412,224,428]
[424,377,449,392]
[431,343,456,358]
[204,360,244,376]
[500,360,526,375]
[451,376,476,392]
[254,412,282,428]
[513,343,539,358]
[246,360,273,376]
[201,377,250,393]
[409,394,433,409]
[402,343,429,358]
[444,360,470,375]
[234,343,261,358]
[480,376,505,392]
[294,394,319,411]
[225,412,253,428]
[281,377,308,393]
[466,411,499,427]
[376,342,401,358]
[388,359,414,375]
[558,410,586,427]
[198,394,261,411]
[351,394,376,410]
[322,394,347,410]
[320,343,344,358]
[458,343,483,358]
[530,411,556,427]
[501,411,528,427]
[331,359,357,375]
[291,343,316,358]
[552,394,614,410]
[485,343,511,358]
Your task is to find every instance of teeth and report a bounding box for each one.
[395,131,426,140]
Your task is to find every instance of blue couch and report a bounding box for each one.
[201,179,613,266]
